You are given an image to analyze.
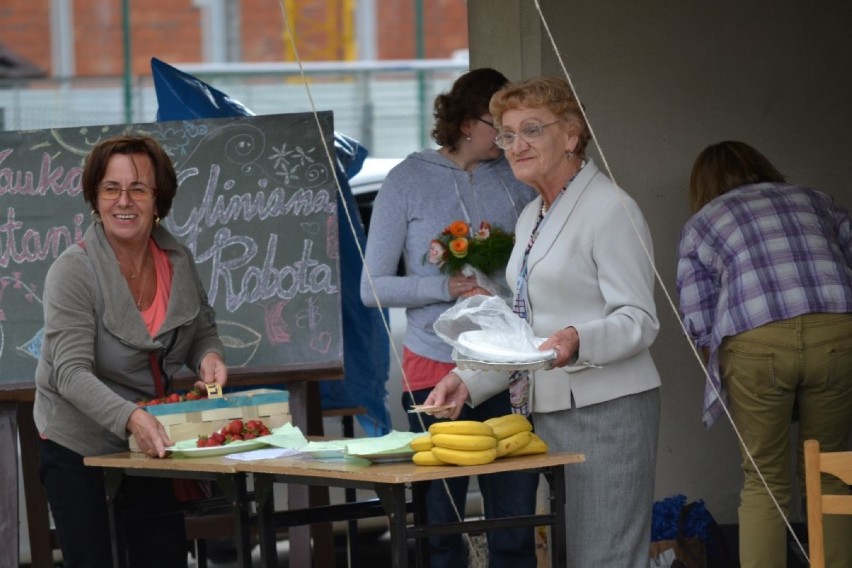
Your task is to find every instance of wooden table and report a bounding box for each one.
[3,367,341,568]
[249,451,584,567]
[85,450,584,568]
[84,452,252,568]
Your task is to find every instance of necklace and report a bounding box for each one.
[118,261,139,279]
[541,159,587,216]
[120,251,150,309]
[134,259,150,310]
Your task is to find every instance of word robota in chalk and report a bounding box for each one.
[166,163,339,312]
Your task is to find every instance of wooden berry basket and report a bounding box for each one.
[129,388,291,451]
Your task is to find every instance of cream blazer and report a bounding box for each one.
[459,159,661,413]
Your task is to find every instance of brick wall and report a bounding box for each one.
[376,0,468,59]
[0,0,468,78]
[0,0,51,74]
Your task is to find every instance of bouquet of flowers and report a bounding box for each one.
[424,220,515,298]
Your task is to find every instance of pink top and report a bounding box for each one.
[141,239,173,336]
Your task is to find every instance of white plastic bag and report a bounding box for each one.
[433,295,550,363]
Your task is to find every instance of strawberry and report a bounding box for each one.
[167,393,180,403]
[226,420,244,436]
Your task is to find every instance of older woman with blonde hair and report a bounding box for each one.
[427,76,662,566]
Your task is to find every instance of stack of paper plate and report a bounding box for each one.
[453,330,556,371]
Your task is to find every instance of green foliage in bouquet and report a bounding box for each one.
[424,220,515,276]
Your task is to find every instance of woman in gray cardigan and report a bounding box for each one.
[34,135,227,567]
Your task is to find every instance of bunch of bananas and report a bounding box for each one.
[485,414,548,457]
[410,414,548,466]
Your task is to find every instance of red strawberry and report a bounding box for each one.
[167,393,180,403]
[226,420,243,436]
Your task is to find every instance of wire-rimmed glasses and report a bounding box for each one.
[475,116,496,128]
[494,120,561,150]
[98,182,156,201]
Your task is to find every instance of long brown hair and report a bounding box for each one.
[688,141,785,213]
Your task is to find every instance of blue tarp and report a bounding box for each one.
[151,57,391,436]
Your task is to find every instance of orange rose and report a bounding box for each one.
[447,220,469,238]
[449,237,469,258]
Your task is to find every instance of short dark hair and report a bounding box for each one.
[82,135,178,219]
[431,68,510,152]
[688,141,786,213]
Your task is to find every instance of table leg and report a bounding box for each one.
[217,473,253,568]
[254,474,278,568]
[286,380,335,567]
[17,401,55,568]
[375,484,410,568]
[411,482,429,568]
[103,469,128,568]
[547,466,567,568]
[0,402,19,568]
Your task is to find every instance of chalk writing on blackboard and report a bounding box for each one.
[0,112,343,385]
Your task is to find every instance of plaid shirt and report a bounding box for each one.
[676,182,852,427]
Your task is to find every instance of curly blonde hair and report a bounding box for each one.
[490,76,591,158]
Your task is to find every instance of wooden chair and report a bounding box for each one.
[803,439,852,568]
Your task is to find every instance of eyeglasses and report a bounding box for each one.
[475,117,495,128]
[494,120,561,150]
[98,182,156,201]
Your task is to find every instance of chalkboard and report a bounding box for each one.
[0,112,343,385]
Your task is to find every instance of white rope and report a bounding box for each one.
[532,0,808,561]
[275,0,473,549]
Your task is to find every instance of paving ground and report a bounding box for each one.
[189,532,493,568]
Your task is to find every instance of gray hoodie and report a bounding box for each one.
[360,149,535,364]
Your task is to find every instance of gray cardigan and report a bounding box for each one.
[34,223,225,456]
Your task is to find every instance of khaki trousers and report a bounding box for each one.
[720,313,852,568]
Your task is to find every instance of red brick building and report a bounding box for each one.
[0,0,468,78]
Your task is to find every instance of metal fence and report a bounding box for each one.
[0,59,468,158]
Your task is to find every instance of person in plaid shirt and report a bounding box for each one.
[676,140,852,568]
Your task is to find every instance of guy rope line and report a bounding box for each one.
[275,0,475,556]
[532,0,809,561]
